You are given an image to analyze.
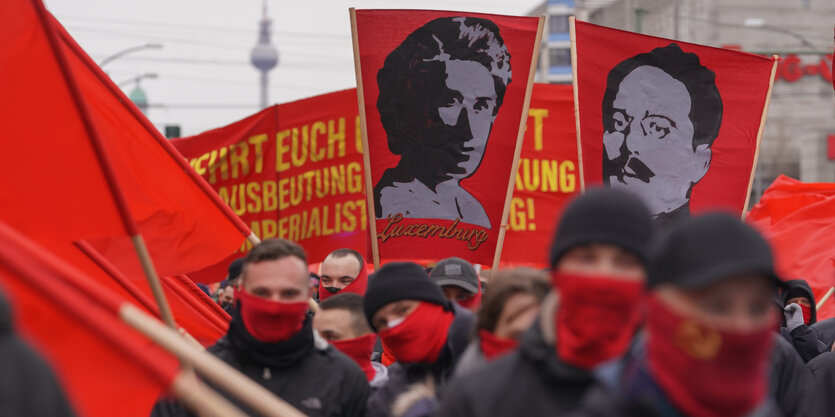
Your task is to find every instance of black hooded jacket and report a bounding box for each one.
[151,309,370,417]
[437,294,595,417]
[0,290,77,417]
[779,280,828,362]
[366,302,475,417]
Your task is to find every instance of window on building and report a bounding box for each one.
[549,48,571,68]
[549,14,570,34]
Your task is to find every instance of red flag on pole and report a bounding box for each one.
[0,221,179,417]
[747,175,835,319]
[573,20,777,222]
[0,0,249,283]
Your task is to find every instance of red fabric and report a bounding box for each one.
[331,334,377,382]
[503,84,580,267]
[355,10,541,264]
[553,272,644,369]
[457,278,482,311]
[319,264,369,302]
[801,304,813,325]
[0,0,247,285]
[574,20,776,216]
[172,90,367,283]
[478,329,518,361]
[379,302,454,363]
[646,296,773,417]
[747,175,835,320]
[381,343,397,366]
[0,220,179,417]
[238,291,307,343]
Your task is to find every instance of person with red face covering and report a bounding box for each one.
[363,262,475,417]
[318,248,368,301]
[438,188,653,417]
[430,257,481,311]
[571,213,790,417]
[778,279,828,363]
[314,293,388,388]
[453,267,551,377]
[151,239,369,417]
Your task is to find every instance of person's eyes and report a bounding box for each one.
[339,278,354,285]
[473,98,492,112]
[612,110,629,131]
[642,116,675,139]
[702,298,730,316]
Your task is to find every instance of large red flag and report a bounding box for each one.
[573,20,777,224]
[0,221,180,417]
[748,175,835,319]
[353,9,542,265]
[0,0,249,283]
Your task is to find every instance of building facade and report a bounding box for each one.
[531,0,835,206]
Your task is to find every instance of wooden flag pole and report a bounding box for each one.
[817,286,834,311]
[741,55,780,219]
[569,17,585,194]
[121,303,308,417]
[34,2,179,331]
[350,7,381,270]
[172,370,248,417]
[491,16,546,273]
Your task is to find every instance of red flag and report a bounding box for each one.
[0,221,179,417]
[748,175,835,319]
[354,10,542,265]
[574,20,776,221]
[0,0,248,283]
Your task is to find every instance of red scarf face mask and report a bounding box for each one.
[553,272,644,369]
[479,329,518,361]
[800,304,812,325]
[318,266,368,302]
[647,295,775,417]
[379,302,454,364]
[237,291,308,343]
[457,280,482,311]
[332,334,377,382]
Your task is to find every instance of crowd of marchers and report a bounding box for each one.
[137,188,835,416]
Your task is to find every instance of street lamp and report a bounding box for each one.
[743,18,816,50]
[117,73,158,88]
[99,43,163,68]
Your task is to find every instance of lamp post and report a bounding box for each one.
[99,43,163,68]
[743,18,816,50]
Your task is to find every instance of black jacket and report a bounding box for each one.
[779,280,827,362]
[366,302,474,417]
[152,312,370,417]
[800,352,835,416]
[810,317,835,348]
[437,294,595,417]
[0,291,77,417]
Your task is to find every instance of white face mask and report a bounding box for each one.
[387,316,406,329]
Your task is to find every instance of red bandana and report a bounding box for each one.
[457,280,482,311]
[379,302,454,364]
[647,295,774,417]
[553,271,644,369]
[238,291,308,343]
[479,329,518,361]
[318,265,369,302]
[332,334,377,382]
[800,304,812,325]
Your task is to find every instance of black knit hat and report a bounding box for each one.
[226,257,244,281]
[549,188,653,269]
[363,262,448,330]
[649,212,780,289]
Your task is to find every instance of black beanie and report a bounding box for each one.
[649,212,780,289]
[363,262,448,330]
[549,188,652,269]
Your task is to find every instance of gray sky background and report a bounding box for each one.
[44,0,542,136]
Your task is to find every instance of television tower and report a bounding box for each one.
[250,0,278,109]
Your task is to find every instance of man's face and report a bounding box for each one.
[441,285,476,304]
[787,297,811,308]
[320,255,362,290]
[604,65,711,215]
[371,300,420,332]
[241,257,309,303]
[437,59,497,179]
[556,243,645,282]
[220,286,235,305]
[494,293,540,340]
[313,308,363,342]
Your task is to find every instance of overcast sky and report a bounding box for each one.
[44,0,543,136]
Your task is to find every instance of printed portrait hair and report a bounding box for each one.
[377,16,511,156]
[602,43,723,151]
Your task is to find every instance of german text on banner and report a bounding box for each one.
[172,89,367,282]
[573,20,777,226]
[503,84,579,266]
[353,9,541,265]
